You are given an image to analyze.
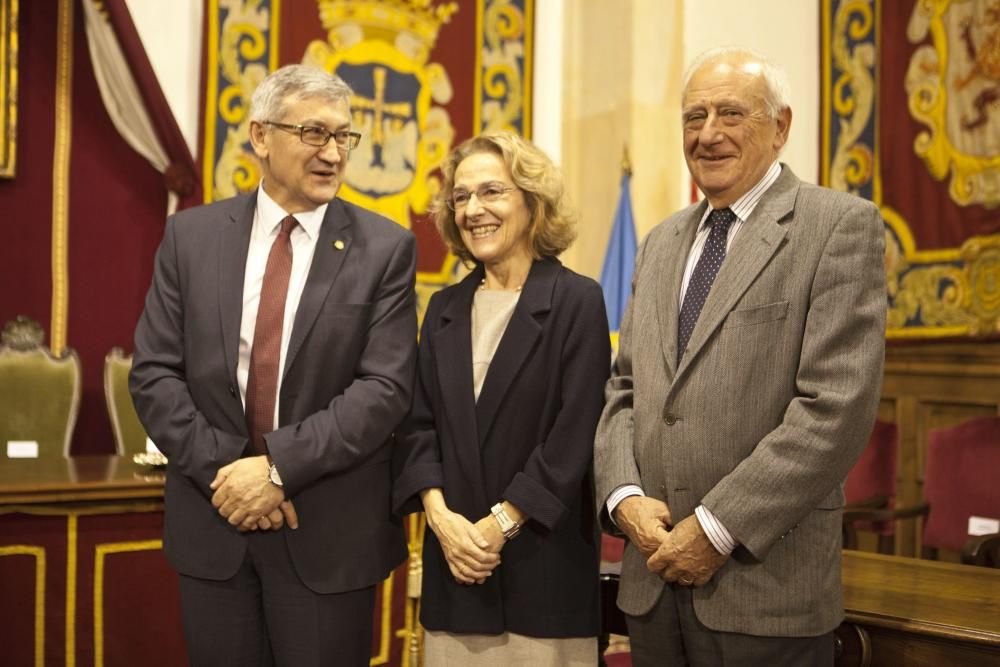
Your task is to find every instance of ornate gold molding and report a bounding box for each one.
[66,513,78,667]
[0,0,17,178]
[93,540,162,666]
[827,0,876,196]
[202,0,279,202]
[475,0,532,135]
[50,0,73,357]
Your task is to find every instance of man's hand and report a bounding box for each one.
[421,489,500,585]
[614,495,672,557]
[252,500,300,532]
[210,456,284,529]
[646,514,729,587]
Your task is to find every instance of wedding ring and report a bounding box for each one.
[679,576,693,585]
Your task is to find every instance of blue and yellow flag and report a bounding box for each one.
[600,172,637,335]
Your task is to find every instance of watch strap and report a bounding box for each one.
[490,502,520,539]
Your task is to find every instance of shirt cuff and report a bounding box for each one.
[695,504,737,555]
[606,484,645,527]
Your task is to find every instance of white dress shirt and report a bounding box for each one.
[607,161,782,555]
[236,184,327,430]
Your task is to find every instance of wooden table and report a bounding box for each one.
[0,455,411,666]
[0,455,178,666]
[0,454,164,506]
[838,550,1000,666]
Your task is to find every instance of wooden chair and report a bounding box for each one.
[0,316,81,458]
[922,416,1000,560]
[841,421,930,552]
[103,347,149,457]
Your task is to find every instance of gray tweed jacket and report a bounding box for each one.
[594,165,886,636]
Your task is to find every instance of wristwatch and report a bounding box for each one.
[490,503,521,540]
[267,461,283,488]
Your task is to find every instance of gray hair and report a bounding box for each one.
[248,65,353,122]
[683,47,791,119]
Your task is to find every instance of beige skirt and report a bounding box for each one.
[423,630,597,666]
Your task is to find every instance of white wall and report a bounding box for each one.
[532,0,564,165]
[681,0,821,205]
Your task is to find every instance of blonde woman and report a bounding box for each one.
[394,132,610,665]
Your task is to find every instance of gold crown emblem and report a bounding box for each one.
[319,0,458,49]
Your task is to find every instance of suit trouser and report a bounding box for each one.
[625,584,834,667]
[177,528,375,667]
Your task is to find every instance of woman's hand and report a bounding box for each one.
[472,515,506,553]
[473,500,525,553]
[421,489,501,584]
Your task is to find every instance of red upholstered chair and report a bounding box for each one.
[922,416,1000,560]
[844,420,898,510]
[841,421,918,552]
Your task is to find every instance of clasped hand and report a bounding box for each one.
[422,489,503,585]
[210,456,298,533]
[645,514,728,587]
[614,496,727,587]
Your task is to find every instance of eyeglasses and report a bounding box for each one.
[448,183,517,211]
[264,121,362,151]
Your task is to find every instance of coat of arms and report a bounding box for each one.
[303,0,458,228]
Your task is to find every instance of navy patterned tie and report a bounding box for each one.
[677,208,735,364]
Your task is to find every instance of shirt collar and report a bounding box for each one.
[699,161,782,229]
[255,182,328,241]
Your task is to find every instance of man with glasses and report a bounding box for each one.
[130,65,417,666]
[595,48,886,665]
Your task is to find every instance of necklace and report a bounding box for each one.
[479,279,522,291]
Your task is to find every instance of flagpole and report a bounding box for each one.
[622,144,632,177]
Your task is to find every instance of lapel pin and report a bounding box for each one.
[332,239,345,250]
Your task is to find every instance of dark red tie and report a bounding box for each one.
[245,216,297,454]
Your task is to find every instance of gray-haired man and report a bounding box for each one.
[595,48,886,666]
[131,65,417,665]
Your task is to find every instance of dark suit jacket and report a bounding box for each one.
[130,192,416,594]
[595,166,887,636]
[393,258,610,637]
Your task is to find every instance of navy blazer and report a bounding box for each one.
[393,257,610,637]
[130,193,416,594]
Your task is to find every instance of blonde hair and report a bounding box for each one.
[434,132,576,265]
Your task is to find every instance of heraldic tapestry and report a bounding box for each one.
[822,0,1000,339]
[200,1,533,664]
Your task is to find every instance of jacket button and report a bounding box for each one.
[229,385,237,397]
[664,413,677,425]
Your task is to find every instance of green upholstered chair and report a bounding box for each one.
[104,347,149,457]
[0,316,81,459]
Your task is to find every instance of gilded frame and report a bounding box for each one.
[0,0,16,178]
